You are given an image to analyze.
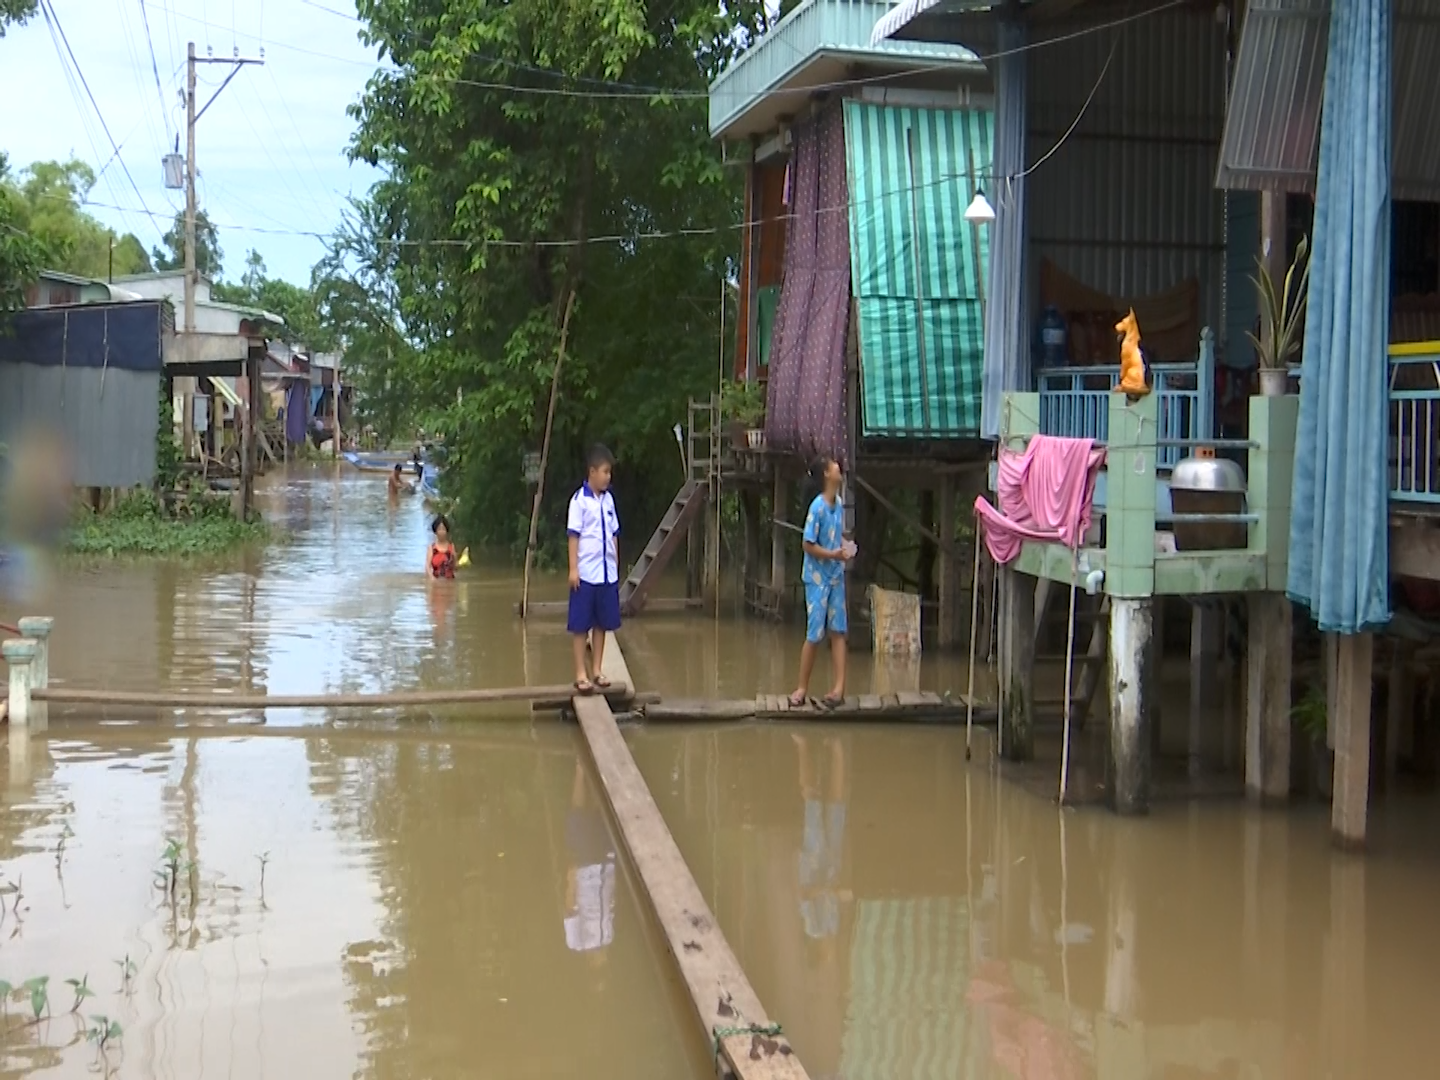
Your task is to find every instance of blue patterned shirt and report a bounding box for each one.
[801,494,844,586]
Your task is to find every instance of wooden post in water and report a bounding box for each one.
[937,474,958,649]
[770,472,789,615]
[997,566,1034,761]
[1108,597,1154,814]
[1245,593,1292,801]
[520,291,577,620]
[1331,633,1375,848]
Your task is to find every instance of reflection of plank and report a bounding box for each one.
[33,684,627,710]
[513,598,702,617]
[574,646,809,1080]
[643,693,998,725]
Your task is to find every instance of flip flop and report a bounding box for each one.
[574,679,595,696]
[787,691,809,708]
[593,675,613,690]
[820,694,844,711]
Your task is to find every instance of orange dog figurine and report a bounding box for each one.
[1116,309,1150,397]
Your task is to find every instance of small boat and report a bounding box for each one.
[343,451,414,473]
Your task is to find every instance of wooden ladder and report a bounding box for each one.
[619,479,709,615]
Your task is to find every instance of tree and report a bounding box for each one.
[212,249,325,345]
[0,158,47,315]
[340,0,769,554]
[0,0,37,35]
[12,159,152,279]
[152,209,223,279]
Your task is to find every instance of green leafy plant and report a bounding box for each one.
[1291,683,1327,742]
[114,955,137,994]
[1247,234,1311,371]
[156,839,182,901]
[65,974,94,1013]
[23,975,48,1021]
[720,379,766,427]
[87,1013,123,1055]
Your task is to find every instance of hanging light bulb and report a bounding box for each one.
[964,188,996,224]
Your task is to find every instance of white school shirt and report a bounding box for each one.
[567,484,621,585]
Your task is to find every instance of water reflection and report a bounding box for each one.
[629,725,1440,1080]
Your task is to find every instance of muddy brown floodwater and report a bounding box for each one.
[2,467,1440,1078]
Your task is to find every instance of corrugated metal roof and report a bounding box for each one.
[709,0,983,140]
[1220,0,1440,202]
[1215,0,1327,194]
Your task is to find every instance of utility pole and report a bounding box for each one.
[182,42,263,474]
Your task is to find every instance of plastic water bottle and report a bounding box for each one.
[1038,306,1068,368]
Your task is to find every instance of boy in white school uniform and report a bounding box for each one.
[567,444,621,694]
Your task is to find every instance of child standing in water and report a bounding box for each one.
[789,456,855,709]
[567,444,621,694]
[427,515,457,579]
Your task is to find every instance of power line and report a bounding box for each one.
[39,0,167,243]
[137,0,175,141]
[157,0,1186,104]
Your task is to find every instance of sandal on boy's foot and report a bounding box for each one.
[593,675,613,690]
[574,679,595,696]
[786,691,809,709]
[819,694,844,711]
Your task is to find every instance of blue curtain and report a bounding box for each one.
[979,17,1028,440]
[1287,0,1391,633]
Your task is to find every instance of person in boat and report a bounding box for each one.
[427,514,457,579]
[388,463,414,496]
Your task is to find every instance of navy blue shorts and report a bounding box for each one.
[568,581,622,635]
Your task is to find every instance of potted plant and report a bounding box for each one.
[1291,681,1332,799]
[720,380,767,449]
[1247,234,1310,397]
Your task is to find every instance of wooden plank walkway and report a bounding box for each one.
[644,691,996,725]
[573,636,808,1080]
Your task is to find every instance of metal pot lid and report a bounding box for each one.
[1170,455,1247,492]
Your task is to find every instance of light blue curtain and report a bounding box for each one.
[1287,0,1391,633]
[979,18,1027,440]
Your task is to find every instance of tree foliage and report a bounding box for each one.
[0,0,36,36]
[214,249,326,345]
[153,209,223,279]
[0,158,153,305]
[336,0,767,554]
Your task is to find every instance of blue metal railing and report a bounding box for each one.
[1389,345,1440,505]
[1035,328,1216,469]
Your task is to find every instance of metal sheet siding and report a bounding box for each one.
[1216,0,1328,193]
[708,0,978,138]
[1026,6,1231,343]
[1392,0,1440,201]
[0,365,159,487]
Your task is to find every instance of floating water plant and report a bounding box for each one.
[114,956,137,994]
[87,1014,124,1060]
[65,974,94,1013]
[24,976,49,1021]
[157,839,183,901]
[257,852,271,904]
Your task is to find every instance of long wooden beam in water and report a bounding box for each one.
[573,635,809,1080]
[644,692,996,725]
[32,684,633,710]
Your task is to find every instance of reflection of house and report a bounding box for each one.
[0,295,170,487]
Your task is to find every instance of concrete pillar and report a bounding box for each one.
[770,473,789,609]
[1331,633,1374,849]
[998,565,1035,761]
[1245,594,1292,802]
[1188,602,1220,780]
[1107,597,1153,814]
[937,475,958,649]
[3,638,37,727]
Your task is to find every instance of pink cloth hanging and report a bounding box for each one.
[974,435,1106,564]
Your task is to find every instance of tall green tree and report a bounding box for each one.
[11,159,152,279]
[0,0,37,35]
[0,155,47,314]
[153,208,223,279]
[213,249,326,345]
[339,0,767,553]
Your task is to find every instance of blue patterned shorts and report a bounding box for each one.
[804,577,847,643]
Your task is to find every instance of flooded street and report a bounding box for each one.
[3,467,1440,1077]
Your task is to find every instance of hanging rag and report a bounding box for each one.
[974,435,1106,564]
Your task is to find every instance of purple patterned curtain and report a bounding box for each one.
[765,106,851,466]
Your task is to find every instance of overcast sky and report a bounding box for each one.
[0,0,383,285]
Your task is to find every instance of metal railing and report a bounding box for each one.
[1035,329,1215,470]
[1390,345,1440,505]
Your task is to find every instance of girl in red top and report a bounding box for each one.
[427,515,457,579]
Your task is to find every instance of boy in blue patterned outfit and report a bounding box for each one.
[788,456,855,709]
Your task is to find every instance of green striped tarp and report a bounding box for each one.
[842,101,993,439]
